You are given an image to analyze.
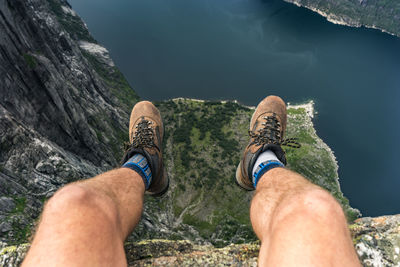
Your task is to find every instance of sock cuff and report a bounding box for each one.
[253,160,284,188]
[122,154,152,189]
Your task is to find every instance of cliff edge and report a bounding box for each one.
[2,214,400,266]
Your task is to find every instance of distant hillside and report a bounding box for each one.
[283,0,400,37]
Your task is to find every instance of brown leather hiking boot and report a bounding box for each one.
[121,101,169,196]
[236,95,299,190]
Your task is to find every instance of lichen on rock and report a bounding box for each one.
[0,243,30,267]
[351,215,400,266]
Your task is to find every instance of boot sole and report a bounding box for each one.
[235,162,254,191]
[146,169,169,197]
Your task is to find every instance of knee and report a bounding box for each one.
[46,184,95,210]
[44,184,119,225]
[295,189,346,224]
[277,189,346,226]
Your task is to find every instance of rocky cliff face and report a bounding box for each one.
[0,0,398,266]
[0,0,138,244]
[283,0,400,37]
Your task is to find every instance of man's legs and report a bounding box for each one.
[250,167,360,266]
[23,100,168,266]
[22,168,144,266]
[236,95,360,266]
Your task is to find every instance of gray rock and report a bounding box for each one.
[0,222,12,233]
[0,0,138,244]
[0,243,30,267]
[0,198,15,214]
[351,215,400,266]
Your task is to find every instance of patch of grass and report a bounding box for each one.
[173,204,184,217]
[11,222,31,244]
[182,213,214,239]
[12,197,26,214]
[288,107,306,115]
[23,54,36,68]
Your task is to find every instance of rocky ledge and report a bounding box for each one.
[2,214,400,266]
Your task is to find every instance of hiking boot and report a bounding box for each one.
[121,101,169,197]
[236,95,299,190]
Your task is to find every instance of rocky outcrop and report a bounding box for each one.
[352,215,400,266]
[283,0,400,37]
[2,215,400,266]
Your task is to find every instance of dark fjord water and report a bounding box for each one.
[68,0,400,217]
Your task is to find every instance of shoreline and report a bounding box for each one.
[170,97,315,114]
[283,0,399,38]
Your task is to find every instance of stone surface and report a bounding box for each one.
[352,215,400,266]
[3,215,400,267]
[0,198,15,214]
[0,243,30,267]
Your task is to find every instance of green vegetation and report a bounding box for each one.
[82,51,139,113]
[285,107,359,221]
[23,54,36,68]
[46,0,97,42]
[159,100,244,192]
[81,50,138,160]
[136,99,360,246]
[3,197,32,245]
[11,222,31,244]
[12,197,26,214]
[182,213,214,238]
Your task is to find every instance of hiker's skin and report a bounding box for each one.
[22,97,361,266]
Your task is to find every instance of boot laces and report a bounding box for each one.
[124,119,156,150]
[249,113,301,148]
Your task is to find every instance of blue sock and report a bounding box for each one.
[122,154,152,189]
[252,150,284,188]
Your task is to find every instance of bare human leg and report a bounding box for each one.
[235,95,360,266]
[22,168,144,267]
[250,167,360,266]
[23,100,169,266]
